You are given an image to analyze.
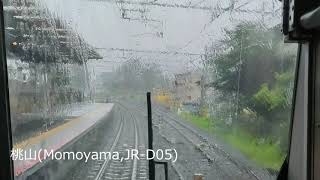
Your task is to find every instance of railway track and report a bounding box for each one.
[121,103,149,180]
[129,102,263,180]
[85,104,147,180]
[127,103,217,179]
[116,102,273,180]
[128,103,209,179]
[153,106,263,180]
[153,108,238,179]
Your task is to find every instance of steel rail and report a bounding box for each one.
[94,109,124,180]
[154,106,261,180]
[115,103,139,180]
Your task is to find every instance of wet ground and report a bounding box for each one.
[41,101,275,180]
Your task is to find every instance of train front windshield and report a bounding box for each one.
[3,0,298,179]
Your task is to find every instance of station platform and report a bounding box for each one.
[13,103,114,176]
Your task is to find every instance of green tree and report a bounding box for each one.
[208,22,296,143]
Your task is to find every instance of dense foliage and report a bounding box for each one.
[208,22,296,155]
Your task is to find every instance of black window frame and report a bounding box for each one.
[277,0,320,178]
[0,1,318,180]
[0,0,14,179]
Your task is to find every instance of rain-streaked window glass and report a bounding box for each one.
[3,0,297,179]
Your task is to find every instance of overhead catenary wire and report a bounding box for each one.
[96,47,204,56]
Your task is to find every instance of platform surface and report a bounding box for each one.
[13,103,114,176]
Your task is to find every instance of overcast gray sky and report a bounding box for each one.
[40,0,282,75]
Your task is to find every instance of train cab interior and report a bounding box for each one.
[0,0,320,179]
